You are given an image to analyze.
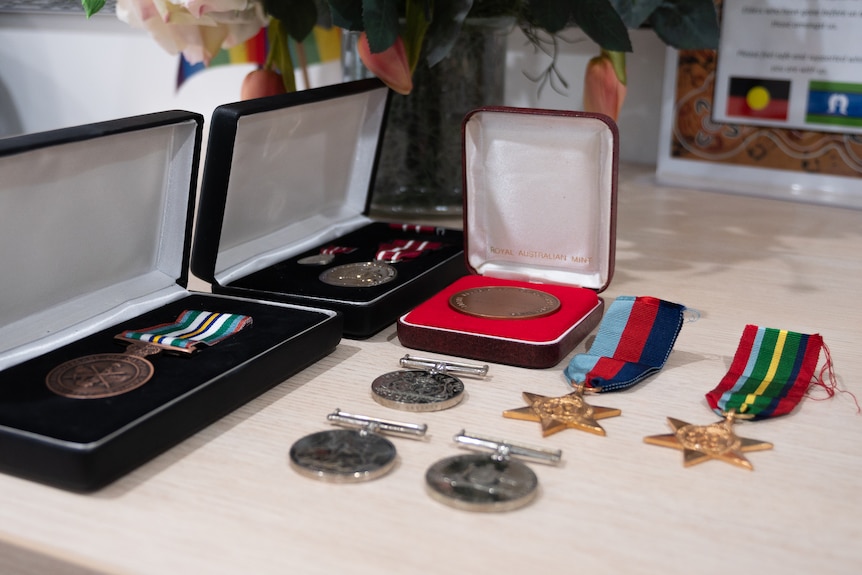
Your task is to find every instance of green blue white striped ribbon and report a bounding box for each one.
[121,310,252,350]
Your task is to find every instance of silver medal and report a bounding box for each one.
[371,355,489,412]
[319,261,397,287]
[425,431,562,512]
[289,409,427,483]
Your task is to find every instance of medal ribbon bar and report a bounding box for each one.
[327,408,428,439]
[706,325,824,420]
[453,430,562,465]
[119,310,252,351]
[376,239,443,263]
[399,354,489,377]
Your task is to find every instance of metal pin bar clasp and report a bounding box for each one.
[327,408,428,439]
[399,354,489,378]
[453,430,562,466]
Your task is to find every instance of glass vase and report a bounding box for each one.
[343,19,511,216]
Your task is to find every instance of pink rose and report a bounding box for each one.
[116,0,268,65]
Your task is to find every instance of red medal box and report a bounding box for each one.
[397,107,618,368]
[191,79,466,338]
[0,112,341,492]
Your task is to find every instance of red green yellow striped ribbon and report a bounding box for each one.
[706,325,823,420]
[121,310,252,351]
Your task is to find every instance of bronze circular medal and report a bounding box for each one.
[319,261,397,287]
[449,286,561,319]
[46,353,154,399]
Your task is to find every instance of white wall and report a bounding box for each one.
[0,11,667,164]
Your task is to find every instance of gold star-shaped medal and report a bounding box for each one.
[503,387,621,437]
[643,411,773,470]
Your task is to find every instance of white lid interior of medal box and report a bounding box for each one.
[0,120,198,371]
[213,88,388,285]
[463,110,615,290]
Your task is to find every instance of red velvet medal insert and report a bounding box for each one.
[403,275,599,343]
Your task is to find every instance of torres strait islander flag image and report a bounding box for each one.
[726,77,791,121]
[806,81,862,128]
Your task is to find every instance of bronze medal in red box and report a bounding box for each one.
[46,310,252,399]
[397,108,618,368]
[449,286,561,319]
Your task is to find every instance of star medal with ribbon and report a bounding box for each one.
[645,324,829,470]
[504,296,687,436]
[319,239,444,288]
[45,310,252,399]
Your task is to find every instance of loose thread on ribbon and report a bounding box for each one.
[807,341,860,413]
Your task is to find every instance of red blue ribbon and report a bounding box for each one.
[564,296,686,392]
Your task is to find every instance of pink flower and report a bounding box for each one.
[583,50,627,122]
[116,0,268,65]
[357,32,413,96]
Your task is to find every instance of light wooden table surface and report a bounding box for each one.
[2,164,860,575]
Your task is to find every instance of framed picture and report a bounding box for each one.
[656,1,862,209]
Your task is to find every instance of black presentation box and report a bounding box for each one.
[0,112,341,492]
[191,79,467,339]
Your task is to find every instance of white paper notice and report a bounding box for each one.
[713,0,862,134]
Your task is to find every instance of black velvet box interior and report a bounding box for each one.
[192,79,466,338]
[0,111,341,491]
[0,294,338,492]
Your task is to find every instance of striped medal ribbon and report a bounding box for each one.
[645,325,832,470]
[564,296,687,392]
[120,310,253,351]
[376,239,443,263]
[504,296,686,437]
[705,325,823,420]
[46,310,252,399]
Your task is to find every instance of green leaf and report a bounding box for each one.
[572,0,633,52]
[264,0,317,41]
[363,0,400,52]
[329,0,364,30]
[423,0,474,68]
[649,0,719,50]
[404,0,432,72]
[528,0,573,34]
[269,20,297,92]
[609,0,664,28]
[81,0,106,18]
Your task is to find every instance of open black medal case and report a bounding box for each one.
[0,112,341,492]
[191,79,466,339]
[397,107,619,368]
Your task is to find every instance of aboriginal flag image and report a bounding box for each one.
[727,77,791,121]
